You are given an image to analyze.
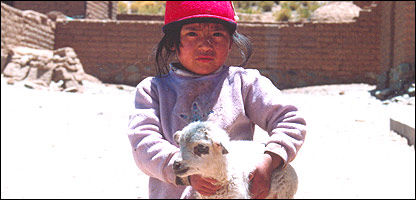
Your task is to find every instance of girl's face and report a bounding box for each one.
[177,23,232,75]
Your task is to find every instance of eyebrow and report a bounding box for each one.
[182,24,227,31]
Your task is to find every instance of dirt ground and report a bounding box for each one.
[1,76,414,199]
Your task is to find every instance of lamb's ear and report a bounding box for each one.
[173,131,182,145]
[221,143,229,154]
[215,142,229,154]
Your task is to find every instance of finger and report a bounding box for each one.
[249,173,253,181]
[201,181,221,191]
[248,171,256,181]
[198,179,221,190]
[252,190,268,199]
[191,175,216,187]
[201,178,221,190]
[203,177,218,184]
[249,184,259,198]
[258,190,269,199]
[196,185,218,196]
[200,182,219,190]
[250,183,269,199]
[197,189,216,196]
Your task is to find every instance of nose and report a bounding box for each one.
[199,37,213,52]
[173,160,181,170]
[206,38,212,45]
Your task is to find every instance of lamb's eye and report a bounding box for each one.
[194,144,209,157]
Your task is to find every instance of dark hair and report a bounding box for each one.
[153,24,252,77]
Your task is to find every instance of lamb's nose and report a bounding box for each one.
[173,161,181,170]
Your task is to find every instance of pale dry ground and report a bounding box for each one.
[278,84,415,199]
[1,77,148,198]
[1,76,415,199]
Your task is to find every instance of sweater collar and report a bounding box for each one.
[170,62,224,77]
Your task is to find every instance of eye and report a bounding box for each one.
[194,144,209,157]
[186,32,197,36]
[213,32,224,37]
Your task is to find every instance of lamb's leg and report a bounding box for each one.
[266,164,298,199]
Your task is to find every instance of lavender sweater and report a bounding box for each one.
[127,64,306,199]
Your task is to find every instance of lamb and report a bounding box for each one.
[173,121,298,199]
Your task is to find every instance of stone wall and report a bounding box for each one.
[1,2,101,93]
[3,46,101,93]
[86,1,117,20]
[1,2,55,50]
[11,1,117,20]
[13,1,86,18]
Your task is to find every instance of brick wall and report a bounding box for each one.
[228,9,382,88]
[117,13,164,21]
[54,3,384,88]
[392,1,415,68]
[1,2,54,50]
[377,1,415,90]
[54,19,164,85]
[3,1,414,90]
[379,1,394,79]
[388,1,415,92]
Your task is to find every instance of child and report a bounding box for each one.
[127,1,306,199]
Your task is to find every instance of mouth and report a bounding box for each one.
[196,57,214,62]
[173,167,190,176]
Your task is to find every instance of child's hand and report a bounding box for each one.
[189,174,222,196]
[249,153,282,199]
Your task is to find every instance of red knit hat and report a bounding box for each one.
[163,1,237,33]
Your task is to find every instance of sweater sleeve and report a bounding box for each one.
[127,77,179,185]
[242,70,307,169]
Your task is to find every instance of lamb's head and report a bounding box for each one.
[173,121,230,178]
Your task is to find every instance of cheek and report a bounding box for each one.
[179,38,196,52]
[216,45,231,61]
[177,43,193,60]
[216,39,232,53]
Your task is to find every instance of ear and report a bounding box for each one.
[173,131,182,145]
[214,142,229,154]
